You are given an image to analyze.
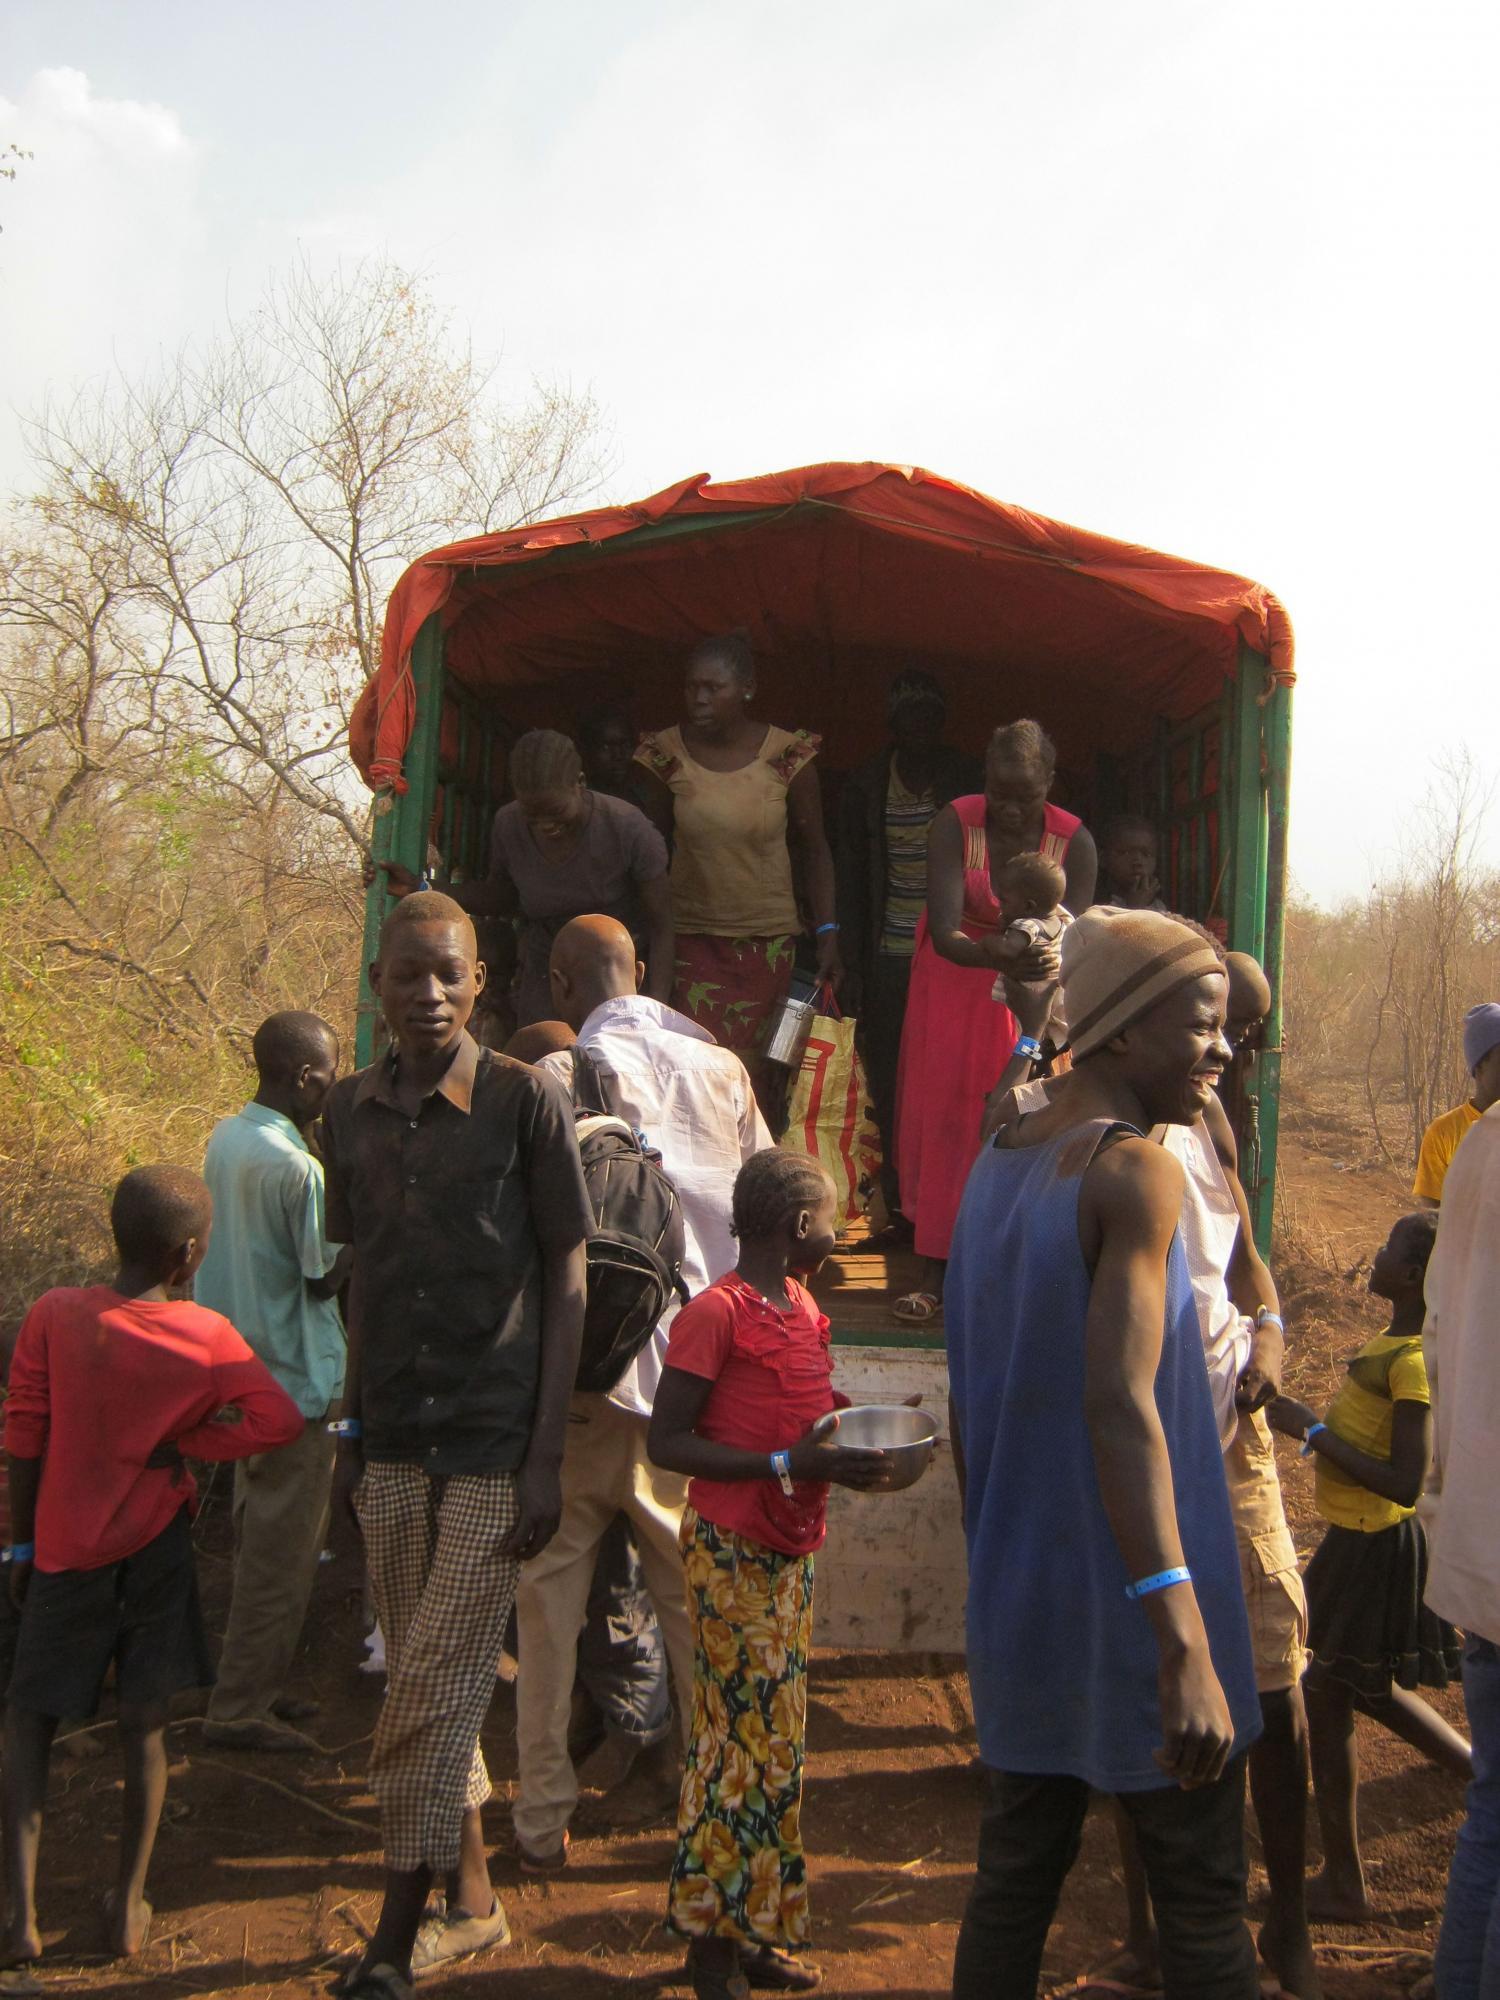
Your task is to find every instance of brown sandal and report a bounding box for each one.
[743,1943,823,1989]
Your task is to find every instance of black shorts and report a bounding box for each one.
[7,1509,213,1719]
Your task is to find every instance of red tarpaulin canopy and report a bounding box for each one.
[350,461,1293,794]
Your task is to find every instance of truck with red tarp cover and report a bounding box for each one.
[348,460,1294,1649]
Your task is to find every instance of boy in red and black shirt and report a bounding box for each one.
[0,1165,302,1976]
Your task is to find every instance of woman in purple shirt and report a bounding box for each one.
[379,730,674,1027]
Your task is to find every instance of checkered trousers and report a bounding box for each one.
[357,1461,520,1872]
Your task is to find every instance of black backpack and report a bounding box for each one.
[568,1046,689,1394]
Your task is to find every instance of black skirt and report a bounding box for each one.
[1303,1516,1462,1702]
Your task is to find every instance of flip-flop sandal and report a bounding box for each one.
[330,1964,414,2000]
[742,1943,822,1989]
[517,1829,570,1875]
[0,1969,43,1997]
[866,1219,915,1249]
[893,1291,943,1323]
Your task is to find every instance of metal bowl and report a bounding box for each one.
[833,1404,941,1491]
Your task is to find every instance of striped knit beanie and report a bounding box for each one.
[1462,1002,1500,1073]
[1062,906,1225,1061]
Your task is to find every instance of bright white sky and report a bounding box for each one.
[3,0,1497,905]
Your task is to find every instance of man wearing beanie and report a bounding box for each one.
[947,907,1262,2000]
[1413,1001,1500,1206]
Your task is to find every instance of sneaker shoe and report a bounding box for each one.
[201,1717,320,1753]
[409,1895,510,1977]
[517,1829,570,1875]
[270,1695,322,1723]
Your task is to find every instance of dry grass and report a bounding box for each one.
[0,843,359,1340]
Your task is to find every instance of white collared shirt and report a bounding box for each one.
[1422,1100,1500,1644]
[539,995,772,1416]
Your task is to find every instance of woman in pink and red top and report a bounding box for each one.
[893,718,1096,1318]
[648,1150,888,2000]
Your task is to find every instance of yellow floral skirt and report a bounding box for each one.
[667,1509,815,1949]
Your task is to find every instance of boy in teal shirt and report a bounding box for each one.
[195,1010,348,1749]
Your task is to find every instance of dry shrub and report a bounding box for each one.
[0,796,360,1336]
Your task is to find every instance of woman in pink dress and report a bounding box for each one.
[893,719,1096,1318]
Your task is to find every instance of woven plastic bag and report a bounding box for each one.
[780,991,881,1229]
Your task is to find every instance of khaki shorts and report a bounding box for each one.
[1225,1406,1308,1693]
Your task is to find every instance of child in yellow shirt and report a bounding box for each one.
[1269,1211,1470,1923]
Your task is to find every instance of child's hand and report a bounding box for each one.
[1266,1394,1320,1442]
[787,1412,891,1490]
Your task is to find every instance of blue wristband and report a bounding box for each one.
[1014,1035,1044,1062]
[327,1418,362,1439]
[1124,1565,1191,1600]
[815,922,839,937]
[4,1542,35,1564]
[1301,1422,1327,1457]
[770,1450,795,1495]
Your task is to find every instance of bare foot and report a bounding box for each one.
[104,1890,153,1957]
[1076,1942,1162,1994]
[0,1920,42,1970]
[1259,1916,1323,1999]
[1304,1870,1373,1925]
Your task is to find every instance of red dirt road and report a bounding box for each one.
[22,1093,1466,1999]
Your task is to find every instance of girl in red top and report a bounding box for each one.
[648,1150,887,2000]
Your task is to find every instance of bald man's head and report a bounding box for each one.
[548,915,643,1029]
[1225,952,1272,1036]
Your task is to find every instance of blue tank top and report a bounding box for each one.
[946,1118,1261,1790]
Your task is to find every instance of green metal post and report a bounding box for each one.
[1215,681,1234,927]
[1228,644,1265,957]
[354,617,446,1067]
[1224,643,1291,1258]
[1257,679,1293,1259]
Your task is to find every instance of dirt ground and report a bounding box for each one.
[20,1066,1470,2000]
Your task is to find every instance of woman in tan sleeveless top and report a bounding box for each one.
[635,633,840,1120]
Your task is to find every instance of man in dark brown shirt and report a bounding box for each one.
[321,891,591,1993]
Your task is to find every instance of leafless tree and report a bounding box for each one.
[0,257,607,1320]
[1360,755,1500,1167]
[20,254,606,855]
